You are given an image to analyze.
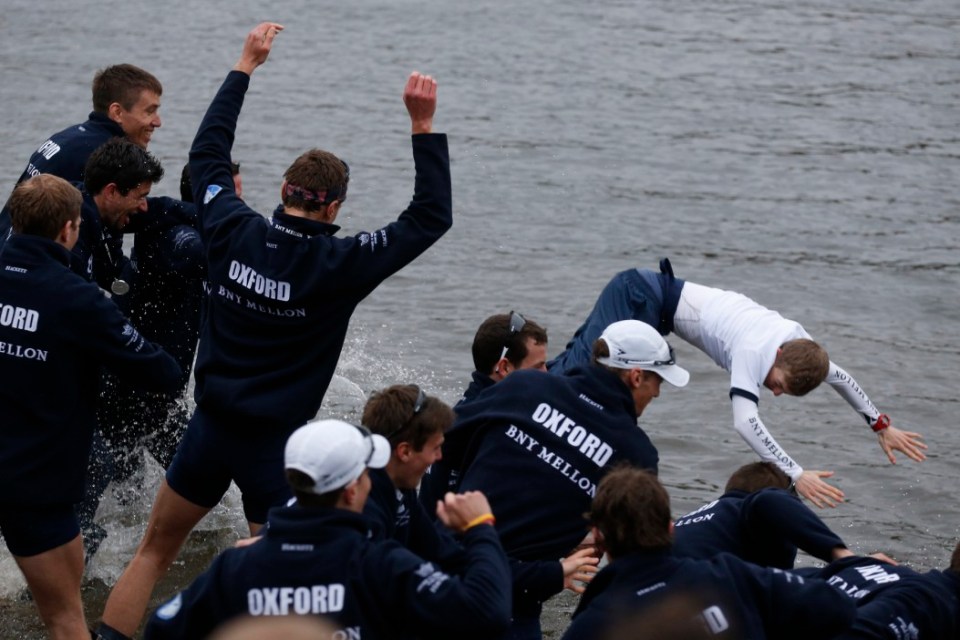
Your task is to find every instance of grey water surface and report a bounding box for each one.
[1,0,958,636]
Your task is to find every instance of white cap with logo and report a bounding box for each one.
[596,320,690,388]
[284,419,391,495]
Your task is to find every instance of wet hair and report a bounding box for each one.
[91,64,162,113]
[285,469,345,508]
[84,138,164,196]
[472,313,548,375]
[8,174,82,239]
[362,385,454,451]
[724,462,791,494]
[180,161,240,203]
[282,149,349,214]
[776,339,829,396]
[588,466,673,558]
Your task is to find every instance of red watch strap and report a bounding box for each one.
[871,413,891,433]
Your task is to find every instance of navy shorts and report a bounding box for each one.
[0,502,79,557]
[166,408,293,524]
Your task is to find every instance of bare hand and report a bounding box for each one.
[868,552,899,565]
[403,72,437,134]
[561,547,600,594]
[878,425,927,464]
[235,22,285,76]
[436,491,493,532]
[234,536,262,548]
[794,470,845,508]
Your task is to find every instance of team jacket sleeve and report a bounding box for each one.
[510,556,565,606]
[373,524,511,638]
[75,286,182,393]
[747,490,847,562]
[824,361,883,427]
[143,555,231,639]
[188,71,261,239]
[731,395,804,481]
[733,561,857,638]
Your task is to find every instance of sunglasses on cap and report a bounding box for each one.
[611,344,677,368]
[499,310,527,361]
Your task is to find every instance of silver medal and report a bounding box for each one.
[111,279,131,296]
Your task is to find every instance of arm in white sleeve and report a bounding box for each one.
[824,361,881,427]
[731,394,804,481]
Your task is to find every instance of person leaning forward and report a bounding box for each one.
[0,175,180,640]
[98,22,452,639]
[435,319,690,639]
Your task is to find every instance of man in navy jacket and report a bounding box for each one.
[437,319,690,638]
[144,419,511,640]
[797,545,960,639]
[673,462,850,569]
[100,22,453,639]
[562,467,856,640]
[0,174,180,640]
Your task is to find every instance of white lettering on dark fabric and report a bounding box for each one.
[414,562,450,594]
[37,140,60,160]
[855,564,901,585]
[826,575,871,599]
[674,512,715,527]
[530,402,613,466]
[702,606,730,632]
[331,628,362,640]
[578,393,604,410]
[227,260,291,301]
[0,341,48,361]
[0,304,39,332]
[246,583,345,616]
[4,266,27,273]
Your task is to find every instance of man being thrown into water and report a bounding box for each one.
[546,260,927,508]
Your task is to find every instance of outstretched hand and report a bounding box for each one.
[561,547,600,594]
[235,22,285,76]
[794,470,845,509]
[877,425,927,464]
[404,72,437,135]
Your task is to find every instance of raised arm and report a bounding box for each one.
[825,362,927,464]
[731,395,845,508]
[233,22,284,76]
[403,72,437,134]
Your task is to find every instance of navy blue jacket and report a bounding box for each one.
[0,112,124,231]
[438,366,658,563]
[0,234,181,505]
[364,468,465,569]
[457,370,496,407]
[187,71,452,428]
[563,549,856,640]
[673,488,846,569]
[837,569,960,639]
[144,505,511,640]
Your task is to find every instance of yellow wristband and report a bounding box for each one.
[464,513,496,531]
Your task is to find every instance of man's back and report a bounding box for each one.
[449,366,657,561]
[145,505,510,640]
[564,550,856,640]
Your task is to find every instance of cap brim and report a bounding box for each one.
[368,433,391,469]
[649,363,690,388]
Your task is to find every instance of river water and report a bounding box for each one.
[1,0,958,636]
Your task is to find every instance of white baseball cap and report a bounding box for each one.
[596,320,690,388]
[284,419,391,494]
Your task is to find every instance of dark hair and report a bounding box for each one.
[472,313,548,375]
[282,149,348,214]
[8,174,82,239]
[777,339,829,396]
[588,466,673,558]
[724,462,791,494]
[362,385,454,451]
[285,469,345,508]
[91,64,162,113]
[950,540,960,574]
[180,161,239,202]
[84,138,164,196]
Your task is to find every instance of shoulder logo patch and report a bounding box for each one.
[155,593,183,620]
[204,184,224,204]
